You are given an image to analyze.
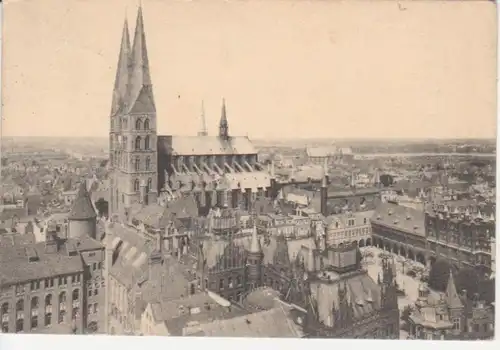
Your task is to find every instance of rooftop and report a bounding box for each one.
[372,202,425,237]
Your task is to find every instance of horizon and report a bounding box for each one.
[2,0,497,139]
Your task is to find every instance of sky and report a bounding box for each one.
[1,0,497,140]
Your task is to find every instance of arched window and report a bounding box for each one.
[72,289,79,301]
[134,179,140,192]
[135,136,141,150]
[122,117,128,129]
[144,119,150,130]
[45,295,52,306]
[16,300,24,312]
[59,291,66,303]
[1,302,8,315]
[30,297,39,309]
[145,156,151,171]
[144,135,150,150]
[147,178,152,193]
[134,157,140,171]
[135,118,142,130]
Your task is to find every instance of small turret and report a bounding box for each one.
[247,213,263,289]
[219,98,229,140]
[68,181,97,239]
[198,100,208,136]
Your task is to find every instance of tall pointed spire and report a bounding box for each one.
[127,4,155,113]
[111,18,131,116]
[249,218,262,254]
[219,98,229,139]
[198,100,208,136]
[445,269,463,309]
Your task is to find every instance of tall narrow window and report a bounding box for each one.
[135,136,141,150]
[134,179,140,192]
[30,297,38,329]
[16,299,24,333]
[135,157,140,171]
[135,118,142,130]
[147,178,152,193]
[58,291,66,324]
[144,135,150,150]
[44,295,52,326]
[144,119,150,130]
[145,156,151,171]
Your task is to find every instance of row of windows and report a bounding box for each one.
[113,117,151,131]
[335,218,368,229]
[15,275,81,294]
[218,276,243,290]
[1,290,80,333]
[133,156,153,171]
[133,178,153,192]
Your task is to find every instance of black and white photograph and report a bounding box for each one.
[0,0,497,343]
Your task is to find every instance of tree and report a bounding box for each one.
[455,267,480,299]
[428,258,452,292]
[379,174,394,187]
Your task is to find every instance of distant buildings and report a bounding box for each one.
[305,146,354,165]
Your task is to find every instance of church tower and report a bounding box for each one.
[109,5,158,218]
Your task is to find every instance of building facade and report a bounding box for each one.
[425,203,495,277]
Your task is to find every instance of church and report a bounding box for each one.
[109,6,274,218]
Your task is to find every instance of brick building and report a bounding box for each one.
[425,203,495,277]
[0,182,104,334]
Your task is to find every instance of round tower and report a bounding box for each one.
[68,181,97,239]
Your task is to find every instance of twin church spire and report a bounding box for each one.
[111,5,229,138]
[111,5,155,117]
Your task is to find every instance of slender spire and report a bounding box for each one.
[127,4,155,113]
[445,269,463,309]
[219,98,229,139]
[249,218,262,254]
[110,18,131,116]
[198,100,208,136]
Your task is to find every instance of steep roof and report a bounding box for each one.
[310,271,382,327]
[126,5,155,114]
[445,270,463,309]
[110,18,131,116]
[68,182,97,220]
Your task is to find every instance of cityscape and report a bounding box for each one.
[0,0,496,341]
